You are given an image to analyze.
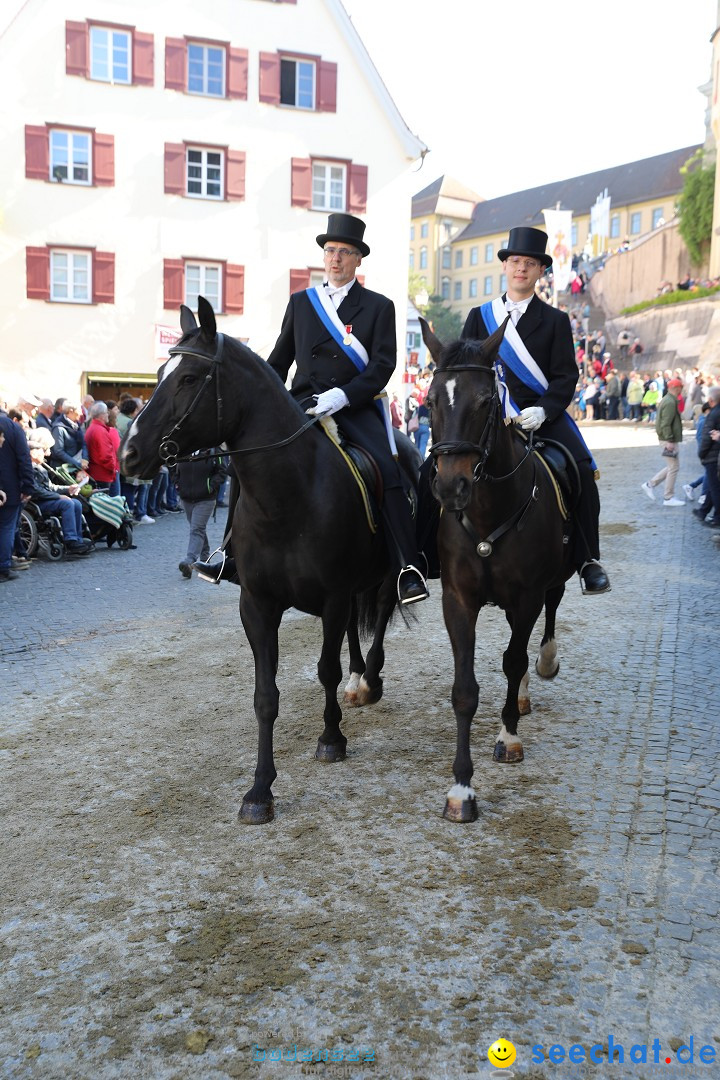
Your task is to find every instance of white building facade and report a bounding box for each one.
[0,0,425,402]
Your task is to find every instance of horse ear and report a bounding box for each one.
[197,295,217,340]
[482,316,509,360]
[180,305,197,335]
[420,317,443,363]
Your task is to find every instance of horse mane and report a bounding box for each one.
[435,338,492,373]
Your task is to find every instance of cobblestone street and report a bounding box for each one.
[1,423,718,1079]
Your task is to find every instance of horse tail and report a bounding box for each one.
[355,586,381,637]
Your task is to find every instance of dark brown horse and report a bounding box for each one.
[120,298,419,824]
[421,319,575,823]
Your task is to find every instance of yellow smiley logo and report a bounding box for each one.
[488,1039,517,1068]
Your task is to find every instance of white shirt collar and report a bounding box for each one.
[324,278,356,304]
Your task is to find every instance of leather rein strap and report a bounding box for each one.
[158,336,322,466]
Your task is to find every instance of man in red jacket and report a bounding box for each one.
[84,402,118,490]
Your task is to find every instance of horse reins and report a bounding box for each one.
[158,335,323,466]
[430,362,538,558]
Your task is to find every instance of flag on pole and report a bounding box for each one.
[543,208,573,293]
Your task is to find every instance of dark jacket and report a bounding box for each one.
[267,281,396,410]
[51,415,88,468]
[462,294,589,462]
[699,402,720,465]
[0,412,34,506]
[175,450,227,503]
[27,463,78,503]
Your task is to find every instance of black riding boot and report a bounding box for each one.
[575,463,611,595]
[382,486,429,605]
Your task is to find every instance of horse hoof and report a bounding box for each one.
[535,660,560,680]
[343,690,358,706]
[518,697,532,716]
[493,740,524,763]
[356,682,383,706]
[443,796,478,823]
[238,798,275,824]
[315,739,347,763]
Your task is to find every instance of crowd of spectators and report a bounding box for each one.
[0,391,224,580]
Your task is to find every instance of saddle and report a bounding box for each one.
[531,437,581,518]
[318,417,382,532]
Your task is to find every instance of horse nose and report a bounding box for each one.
[433,470,471,511]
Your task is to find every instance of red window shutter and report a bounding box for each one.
[66,20,88,77]
[290,269,311,294]
[26,247,50,300]
[224,264,245,314]
[164,143,186,195]
[133,31,154,86]
[164,259,185,309]
[226,150,246,201]
[93,252,115,304]
[25,125,49,181]
[347,163,368,214]
[291,158,312,208]
[227,47,248,100]
[93,133,115,187]
[165,38,186,91]
[317,61,337,113]
[259,52,280,105]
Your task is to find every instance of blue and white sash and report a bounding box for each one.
[306,286,395,454]
[480,296,596,468]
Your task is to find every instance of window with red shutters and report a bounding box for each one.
[26,126,114,186]
[166,40,248,98]
[66,20,154,85]
[289,269,311,294]
[164,144,186,195]
[224,264,245,314]
[317,61,337,113]
[260,51,336,110]
[92,251,115,303]
[26,247,50,300]
[164,260,185,310]
[25,126,48,180]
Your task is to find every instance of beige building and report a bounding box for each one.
[0,0,425,403]
[441,146,698,323]
[409,175,480,303]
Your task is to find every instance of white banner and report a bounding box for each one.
[590,191,611,251]
[542,208,573,293]
[155,323,182,360]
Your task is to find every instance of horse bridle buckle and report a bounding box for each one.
[159,438,180,465]
[476,540,493,558]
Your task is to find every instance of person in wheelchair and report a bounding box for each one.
[25,429,92,555]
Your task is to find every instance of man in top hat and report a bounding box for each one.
[194,213,428,605]
[461,226,610,595]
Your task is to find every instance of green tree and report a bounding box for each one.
[424,295,463,341]
[677,149,715,266]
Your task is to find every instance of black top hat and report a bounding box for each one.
[316,213,370,257]
[498,226,552,269]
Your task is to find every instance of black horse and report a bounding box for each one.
[120,298,418,824]
[421,319,575,823]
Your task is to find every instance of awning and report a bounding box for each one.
[83,372,158,385]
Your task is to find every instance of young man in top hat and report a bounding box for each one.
[462,226,610,595]
[193,212,429,605]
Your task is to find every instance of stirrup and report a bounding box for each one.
[397,563,429,605]
[194,547,226,584]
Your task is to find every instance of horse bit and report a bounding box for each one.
[429,363,538,558]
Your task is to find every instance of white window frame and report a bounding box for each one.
[630,212,642,235]
[309,270,326,288]
[280,57,316,110]
[652,207,664,229]
[609,214,621,239]
[483,275,493,296]
[499,272,507,292]
[453,280,462,300]
[571,223,578,246]
[409,251,415,270]
[50,249,91,304]
[420,222,428,239]
[185,262,223,313]
[419,246,427,270]
[484,243,493,263]
[186,147,225,200]
[49,129,91,185]
[470,246,478,266]
[311,161,346,212]
[441,277,450,300]
[469,278,478,298]
[187,42,226,98]
[89,26,131,85]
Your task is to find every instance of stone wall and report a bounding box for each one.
[603,297,720,376]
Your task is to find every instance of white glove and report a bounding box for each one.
[307,388,349,416]
[517,406,546,431]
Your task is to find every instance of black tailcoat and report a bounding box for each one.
[463,294,589,463]
[267,281,400,485]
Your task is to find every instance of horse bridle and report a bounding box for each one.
[429,363,530,484]
[158,334,322,466]
[429,362,538,558]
